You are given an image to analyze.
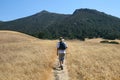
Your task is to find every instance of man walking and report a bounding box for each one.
[57,37,68,70]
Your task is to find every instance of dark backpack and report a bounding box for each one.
[58,42,66,50]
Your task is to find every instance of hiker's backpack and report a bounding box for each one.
[58,42,67,50]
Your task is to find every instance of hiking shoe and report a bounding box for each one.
[61,65,63,70]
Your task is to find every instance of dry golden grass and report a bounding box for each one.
[1,30,120,80]
[66,39,120,80]
[0,30,57,80]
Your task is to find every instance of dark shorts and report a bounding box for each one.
[59,53,65,61]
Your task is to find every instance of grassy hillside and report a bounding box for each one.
[67,39,120,80]
[0,30,57,80]
[0,30,120,80]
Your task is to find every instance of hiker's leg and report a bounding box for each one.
[60,54,65,70]
[60,60,62,66]
[59,53,65,66]
[59,54,62,66]
[62,53,65,64]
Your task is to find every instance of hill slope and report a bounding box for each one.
[67,39,120,80]
[0,9,120,39]
[46,9,120,39]
[0,31,120,80]
[0,11,69,35]
[0,31,56,80]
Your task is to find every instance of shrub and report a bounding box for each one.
[109,41,119,44]
[100,40,119,44]
[100,40,109,43]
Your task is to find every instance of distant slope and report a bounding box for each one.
[0,8,120,40]
[0,30,56,80]
[0,10,69,34]
[47,9,120,39]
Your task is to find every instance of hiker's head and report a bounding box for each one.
[59,37,64,42]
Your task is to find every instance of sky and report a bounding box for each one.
[0,0,120,21]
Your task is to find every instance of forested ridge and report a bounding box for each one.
[0,8,120,40]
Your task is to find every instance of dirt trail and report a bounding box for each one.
[52,58,69,80]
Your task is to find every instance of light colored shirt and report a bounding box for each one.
[57,42,67,54]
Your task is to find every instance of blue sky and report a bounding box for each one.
[0,0,120,21]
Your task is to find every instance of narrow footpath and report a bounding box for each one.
[52,58,69,80]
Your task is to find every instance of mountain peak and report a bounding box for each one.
[33,10,50,17]
[40,10,49,13]
[73,8,99,15]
